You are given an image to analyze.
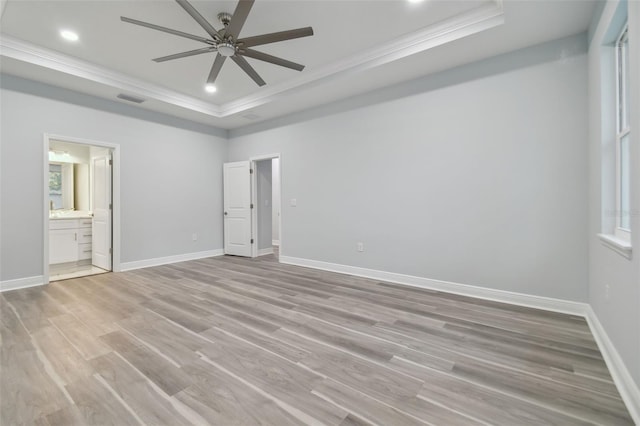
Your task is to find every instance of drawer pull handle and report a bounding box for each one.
[83,250,92,253]
[84,233,92,237]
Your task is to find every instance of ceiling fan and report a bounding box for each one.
[121,0,314,88]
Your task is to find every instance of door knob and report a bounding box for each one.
[224,212,228,215]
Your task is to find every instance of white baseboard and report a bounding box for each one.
[585,307,640,424]
[279,256,588,316]
[272,240,280,246]
[258,248,274,256]
[120,249,224,272]
[0,275,45,292]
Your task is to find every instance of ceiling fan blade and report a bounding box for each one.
[207,54,227,85]
[153,47,216,63]
[121,16,213,44]
[239,27,314,48]
[231,55,266,86]
[240,49,305,71]
[225,0,254,41]
[175,0,221,40]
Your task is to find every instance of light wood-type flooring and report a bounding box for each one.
[1,254,634,425]
[49,262,109,282]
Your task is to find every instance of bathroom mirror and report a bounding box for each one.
[49,141,91,213]
[49,162,74,210]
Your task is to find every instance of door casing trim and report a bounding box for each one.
[43,133,121,284]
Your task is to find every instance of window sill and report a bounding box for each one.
[598,233,632,259]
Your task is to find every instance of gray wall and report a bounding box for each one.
[588,0,640,391]
[256,160,273,251]
[0,77,227,281]
[228,36,589,302]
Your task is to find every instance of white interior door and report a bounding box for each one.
[92,154,112,270]
[223,161,252,257]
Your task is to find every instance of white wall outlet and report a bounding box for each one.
[290,198,297,207]
[192,233,198,241]
[357,242,364,252]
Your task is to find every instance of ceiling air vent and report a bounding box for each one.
[117,93,146,104]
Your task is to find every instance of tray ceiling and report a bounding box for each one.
[0,1,596,129]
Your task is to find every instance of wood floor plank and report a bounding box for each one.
[1,253,633,425]
[197,330,348,425]
[312,378,428,426]
[272,329,484,426]
[452,359,631,425]
[65,376,141,426]
[200,319,310,363]
[1,294,34,349]
[139,299,212,333]
[193,288,309,329]
[0,349,70,424]
[389,357,592,425]
[177,358,303,425]
[48,314,112,360]
[365,321,620,397]
[3,288,67,333]
[99,331,192,396]
[30,326,95,385]
[287,319,398,363]
[275,328,424,400]
[339,413,375,426]
[45,405,87,426]
[117,312,204,366]
[64,302,120,336]
[192,296,284,332]
[90,352,192,425]
[391,318,608,376]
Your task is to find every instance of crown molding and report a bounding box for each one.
[0,1,503,119]
[0,35,222,116]
[219,2,504,116]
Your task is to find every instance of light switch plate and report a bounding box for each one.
[290,198,297,207]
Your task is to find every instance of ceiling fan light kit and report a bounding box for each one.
[217,42,236,57]
[120,0,314,90]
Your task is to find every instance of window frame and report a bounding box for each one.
[614,24,631,242]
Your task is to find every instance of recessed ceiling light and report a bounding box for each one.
[408,0,424,3]
[205,84,217,93]
[60,30,79,42]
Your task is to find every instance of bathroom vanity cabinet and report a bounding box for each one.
[49,218,92,264]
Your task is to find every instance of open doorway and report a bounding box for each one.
[252,155,281,260]
[222,154,281,259]
[44,135,120,282]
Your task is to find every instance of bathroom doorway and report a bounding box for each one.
[44,135,120,282]
[251,155,281,259]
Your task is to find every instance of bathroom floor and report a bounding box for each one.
[49,262,109,282]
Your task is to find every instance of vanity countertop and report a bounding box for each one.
[49,211,93,220]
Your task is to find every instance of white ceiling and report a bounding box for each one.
[0,0,596,130]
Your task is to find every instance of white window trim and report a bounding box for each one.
[598,233,632,259]
[614,25,630,242]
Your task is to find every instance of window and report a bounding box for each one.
[615,25,630,240]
